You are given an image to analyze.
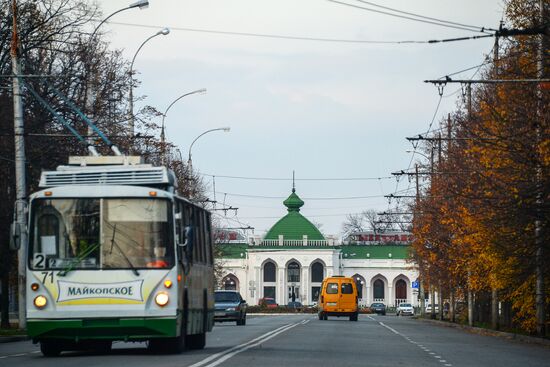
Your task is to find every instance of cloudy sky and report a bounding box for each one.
[95,0,505,236]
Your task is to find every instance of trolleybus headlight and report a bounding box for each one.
[155,292,169,307]
[163,280,172,289]
[34,295,47,309]
[31,283,39,291]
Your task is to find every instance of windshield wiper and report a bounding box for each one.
[110,224,140,276]
[57,242,100,277]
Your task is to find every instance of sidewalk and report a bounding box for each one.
[0,317,29,343]
[417,317,550,347]
[0,335,30,343]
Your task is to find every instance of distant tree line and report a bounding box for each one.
[410,0,548,336]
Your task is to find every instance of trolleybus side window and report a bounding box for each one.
[193,207,204,263]
[205,213,213,265]
[175,200,183,246]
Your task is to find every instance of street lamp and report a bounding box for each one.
[128,27,170,140]
[89,1,149,43]
[160,88,207,164]
[188,127,231,168]
[85,0,149,155]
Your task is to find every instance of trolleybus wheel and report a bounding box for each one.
[350,312,358,321]
[40,341,62,357]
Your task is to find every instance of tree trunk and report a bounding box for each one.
[430,286,436,319]
[438,282,444,321]
[491,288,499,330]
[449,290,455,323]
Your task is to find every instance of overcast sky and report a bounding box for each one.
[95,0,505,237]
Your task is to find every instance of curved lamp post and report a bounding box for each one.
[128,27,170,140]
[85,0,149,155]
[188,127,231,169]
[89,1,149,43]
[161,89,207,145]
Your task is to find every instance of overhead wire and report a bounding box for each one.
[349,0,498,32]
[108,21,494,45]
[211,191,386,200]
[327,0,494,34]
[200,173,393,181]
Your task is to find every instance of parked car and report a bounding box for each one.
[258,297,278,309]
[396,303,414,316]
[214,290,247,325]
[287,301,303,311]
[369,302,386,315]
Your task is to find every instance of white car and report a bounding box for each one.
[396,303,414,316]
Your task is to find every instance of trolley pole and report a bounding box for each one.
[11,0,27,329]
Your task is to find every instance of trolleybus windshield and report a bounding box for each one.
[29,198,174,272]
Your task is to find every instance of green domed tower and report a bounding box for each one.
[264,188,325,241]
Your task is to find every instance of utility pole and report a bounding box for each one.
[11,0,27,329]
[414,163,426,318]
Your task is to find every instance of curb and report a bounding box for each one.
[248,313,316,316]
[0,335,30,343]
[417,318,550,347]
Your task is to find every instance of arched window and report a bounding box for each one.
[395,279,407,300]
[311,262,324,283]
[263,261,276,282]
[353,274,365,299]
[222,274,239,291]
[373,279,385,300]
[311,262,324,302]
[287,261,300,283]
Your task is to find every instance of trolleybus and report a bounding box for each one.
[25,156,214,356]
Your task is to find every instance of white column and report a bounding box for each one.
[302,266,309,304]
[254,266,261,304]
[278,267,285,305]
[365,284,371,305]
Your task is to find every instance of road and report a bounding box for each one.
[1,314,550,367]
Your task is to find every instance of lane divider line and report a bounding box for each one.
[376,318,453,367]
[189,319,308,367]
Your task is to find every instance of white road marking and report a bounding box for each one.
[189,319,308,367]
[377,319,452,366]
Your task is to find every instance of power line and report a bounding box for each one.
[200,173,393,181]
[349,0,498,32]
[327,0,493,34]
[109,21,495,45]
[110,21,423,44]
[213,191,386,200]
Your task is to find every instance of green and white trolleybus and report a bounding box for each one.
[25,156,214,356]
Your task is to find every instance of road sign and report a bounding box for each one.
[412,281,419,289]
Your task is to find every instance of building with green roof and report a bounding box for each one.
[216,188,418,308]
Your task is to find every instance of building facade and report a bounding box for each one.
[217,189,419,307]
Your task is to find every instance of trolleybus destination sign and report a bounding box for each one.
[57,280,144,302]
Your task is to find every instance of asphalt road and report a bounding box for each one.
[1,314,550,367]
